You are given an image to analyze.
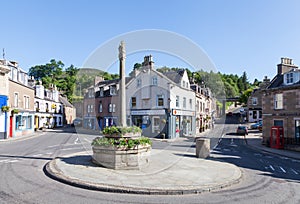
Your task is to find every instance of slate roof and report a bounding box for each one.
[59,96,74,107]
[162,69,184,84]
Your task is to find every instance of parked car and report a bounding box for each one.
[250,120,262,129]
[72,118,83,127]
[236,125,248,135]
[226,112,233,116]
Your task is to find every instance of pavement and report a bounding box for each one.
[2,126,300,195]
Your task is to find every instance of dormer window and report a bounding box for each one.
[286,72,294,84]
[100,87,104,97]
[110,85,116,95]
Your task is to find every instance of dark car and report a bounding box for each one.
[250,120,262,129]
[236,125,248,135]
[72,118,83,127]
[226,112,233,116]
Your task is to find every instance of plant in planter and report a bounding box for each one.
[11,109,19,114]
[91,136,152,150]
[1,106,10,112]
[102,126,142,138]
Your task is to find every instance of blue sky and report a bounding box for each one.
[1,0,300,82]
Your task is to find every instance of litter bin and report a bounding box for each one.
[196,138,210,158]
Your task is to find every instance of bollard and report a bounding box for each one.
[196,138,210,158]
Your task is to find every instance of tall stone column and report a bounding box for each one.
[119,41,126,127]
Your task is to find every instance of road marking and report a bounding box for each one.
[280,157,288,160]
[292,159,300,163]
[223,149,231,152]
[230,138,234,144]
[254,153,262,157]
[74,138,79,144]
[31,153,44,157]
[279,166,286,173]
[291,168,299,175]
[265,156,273,159]
[269,165,275,171]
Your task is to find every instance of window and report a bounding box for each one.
[252,97,258,105]
[110,85,116,95]
[14,93,19,108]
[152,77,157,85]
[88,89,94,98]
[182,81,186,88]
[24,96,29,109]
[131,97,136,108]
[189,99,193,109]
[274,120,283,127]
[108,103,116,112]
[183,97,186,108]
[90,104,94,113]
[46,103,49,112]
[274,93,283,109]
[286,73,294,84]
[100,87,104,97]
[157,95,164,106]
[137,79,141,87]
[176,96,180,107]
[87,104,94,113]
[99,102,103,113]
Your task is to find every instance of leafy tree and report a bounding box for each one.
[239,88,253,104]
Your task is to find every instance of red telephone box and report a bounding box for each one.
[270,126,284,149]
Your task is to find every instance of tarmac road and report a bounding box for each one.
[0,118,300,203]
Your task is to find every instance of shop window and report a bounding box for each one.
[15,115,22,130]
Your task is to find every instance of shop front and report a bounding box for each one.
[130,109,167,138]
[169,109,195,138]
[11,111,34,137]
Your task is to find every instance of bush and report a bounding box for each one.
[91,136,152,149]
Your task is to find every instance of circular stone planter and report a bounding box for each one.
[92,144,151,170]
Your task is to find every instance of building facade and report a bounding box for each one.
[0,60,10,139]
[126,56,196,138]
[262,57,300,149]
[247,76,270,123]
[7,61,35,137]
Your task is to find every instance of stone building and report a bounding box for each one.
[7,61,35,137]
[262,57,300,150]
[126,55,196,138]
[247,76,270,123]
[0,60,10,139]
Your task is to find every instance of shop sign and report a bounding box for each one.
[172,109,195,116]
[131,109,165,115]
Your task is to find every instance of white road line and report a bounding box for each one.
[280,157,288,160]
[265,156,273,159]
[291,168,299,175]
[254,153,262,156]
[0,159,11,163]
[223,149,231,152]
[269,165,275,171]
[279,166,286,173]
[31,154,44,157]
[74,138,79,144]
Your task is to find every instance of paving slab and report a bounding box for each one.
[45,149,241,195]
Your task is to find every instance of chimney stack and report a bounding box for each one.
[277,57,298,75]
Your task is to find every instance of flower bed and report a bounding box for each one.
[92,126,152,170]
